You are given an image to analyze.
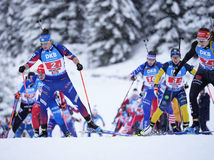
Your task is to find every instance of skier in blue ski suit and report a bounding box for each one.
[83,108,105,137]
[7,72,37,138]
[30,72,73,137]
[130,51,163,129]
[18,28,101,136]
[48,91,80,137]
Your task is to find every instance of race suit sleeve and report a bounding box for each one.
[174,41,198,75]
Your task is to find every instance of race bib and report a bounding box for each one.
[199,57,214,68]
[45,60,62,75]
[146,75,155,83]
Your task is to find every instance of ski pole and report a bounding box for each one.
[5,98,19,138]
[61,109,68,129]
[22,73,30,105]
[178,37,184,51]
[166,77,175,132]
[207,85,214,104]
[79,71,93,116]
[37,19,44,30]
[143,39,149,53]
[113,80,135,122]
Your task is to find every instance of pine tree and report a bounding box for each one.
[181,0,214,42]
[0,0,25,115]
[85,0,142,67]
[147,0,187,53]
[20,0,86,54]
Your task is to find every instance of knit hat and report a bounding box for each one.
[170,48,181,57]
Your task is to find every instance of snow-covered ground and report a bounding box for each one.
[1,42,214,160]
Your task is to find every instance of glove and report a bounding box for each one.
[184,83,189,89]
[139,91,145,97]
[131,75,137,81]
[154,85,159,97]
[19,65,25,73]
[15,92,21,99]
[173,66,179,77]
[60,103,66,109]
[76,63,83,71]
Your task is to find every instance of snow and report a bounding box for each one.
[1,136,213,160]
[0,41,214,160]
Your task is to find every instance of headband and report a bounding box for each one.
[197,30,210,39]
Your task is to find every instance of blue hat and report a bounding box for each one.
[40,34,50,43]
[170,48,181,57]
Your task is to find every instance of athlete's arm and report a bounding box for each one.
[174,41,198,76]
[154,62,168,85]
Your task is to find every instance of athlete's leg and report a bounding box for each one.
[141,89,153,129]
[47,116,56,137]
[31,103,40,134]
[12,103,31,133]
[26,124,34,138]
[59,79,89,118]
[49,103,69,135]
[67,121,77,137]
[189,70,208,119]
[15,123,25,138]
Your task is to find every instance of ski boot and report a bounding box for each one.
[64,131,72,137]
[87,119,102,132]
[185,119,200,133]
[139,122,154,136]
[33,129,40,138]
[39,129,48,137]
[175,121,182,132]
[171,123,181,132]
[182,122,189,131]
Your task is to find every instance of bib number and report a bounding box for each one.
[168,77,182,84]
[45,60,62,75]
[146,76,155,83]
[200,57,214,67]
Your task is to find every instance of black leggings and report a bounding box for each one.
[12,103,33,133]
[189,67,214,119]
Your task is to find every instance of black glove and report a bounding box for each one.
[19,65,25,73]
[131,75,137,81]
[76,63,83,71]
[184,83,189,89]
[173,66,179,77]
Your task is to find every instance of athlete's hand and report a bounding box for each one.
[173,66,179,77]
[76,63,83,71]
[130,75,137,81]
[154,84,159,97]
[184,83,189,89]
[19,65,25,73]
[15,92,21,99]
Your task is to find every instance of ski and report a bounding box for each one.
[80,130,213,137]
[80,130,132,137]
[165,130,214,135]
